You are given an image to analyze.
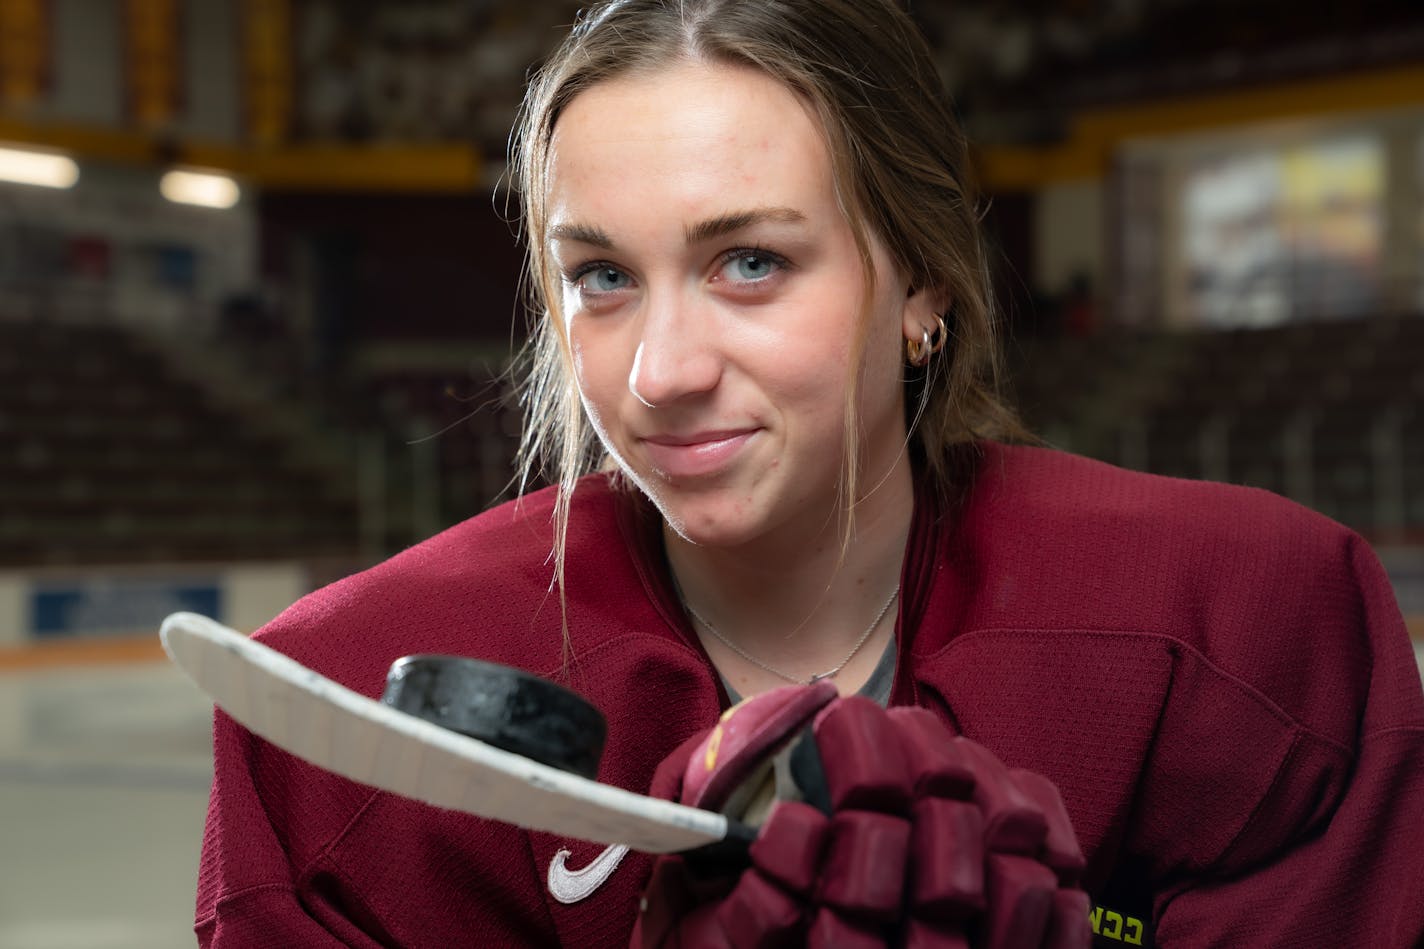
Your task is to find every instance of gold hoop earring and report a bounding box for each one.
[905,313,948,367]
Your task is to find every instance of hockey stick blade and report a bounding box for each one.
[160,612,728,854]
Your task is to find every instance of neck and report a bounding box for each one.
[663,459,916,682]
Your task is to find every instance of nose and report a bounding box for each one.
[627,291,722,408]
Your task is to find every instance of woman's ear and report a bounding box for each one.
[902,284,950,346]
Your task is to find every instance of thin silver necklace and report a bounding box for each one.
[682,584,900,685]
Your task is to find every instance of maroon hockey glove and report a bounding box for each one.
[631,682,1091,948]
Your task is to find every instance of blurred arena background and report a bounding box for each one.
[0,1,1421,945]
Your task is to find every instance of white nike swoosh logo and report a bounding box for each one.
[547,843,630,904]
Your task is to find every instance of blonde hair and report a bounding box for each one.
[509,0,1025,613]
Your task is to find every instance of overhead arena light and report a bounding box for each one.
[160,168,240,209]
[0,144,79,189]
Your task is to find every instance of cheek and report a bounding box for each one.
[569,318,648,448]
[770,339,857,437]
[568,332,615,427]
[568,334,591,397]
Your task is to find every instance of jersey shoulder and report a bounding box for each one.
[977,442,1352,558]
[962,444,1384,738]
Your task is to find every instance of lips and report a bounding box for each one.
[640,429,758,479]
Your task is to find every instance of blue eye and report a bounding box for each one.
[720,251,783,283]
[577,266,630,293]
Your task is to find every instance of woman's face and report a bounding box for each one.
[544,61,939,548]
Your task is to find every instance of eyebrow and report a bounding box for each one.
[548,221,614,249]
[547,206,807,251]
[684,207,806,244]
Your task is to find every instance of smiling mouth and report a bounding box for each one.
[640,429,758,479]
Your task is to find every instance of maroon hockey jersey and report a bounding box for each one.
[195,444,1424,947]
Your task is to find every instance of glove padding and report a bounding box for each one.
[631,682,1091,949]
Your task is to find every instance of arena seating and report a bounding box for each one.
[360,364,525,527]
[1011,313,1424,542]
[0,320,362,567]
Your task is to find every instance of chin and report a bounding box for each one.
[647,489,766,550]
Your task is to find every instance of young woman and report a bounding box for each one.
[195,1,1424,945]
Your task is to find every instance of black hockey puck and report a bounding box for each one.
[381,655,607,780]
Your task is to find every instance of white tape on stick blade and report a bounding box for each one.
[160,611,726,854]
